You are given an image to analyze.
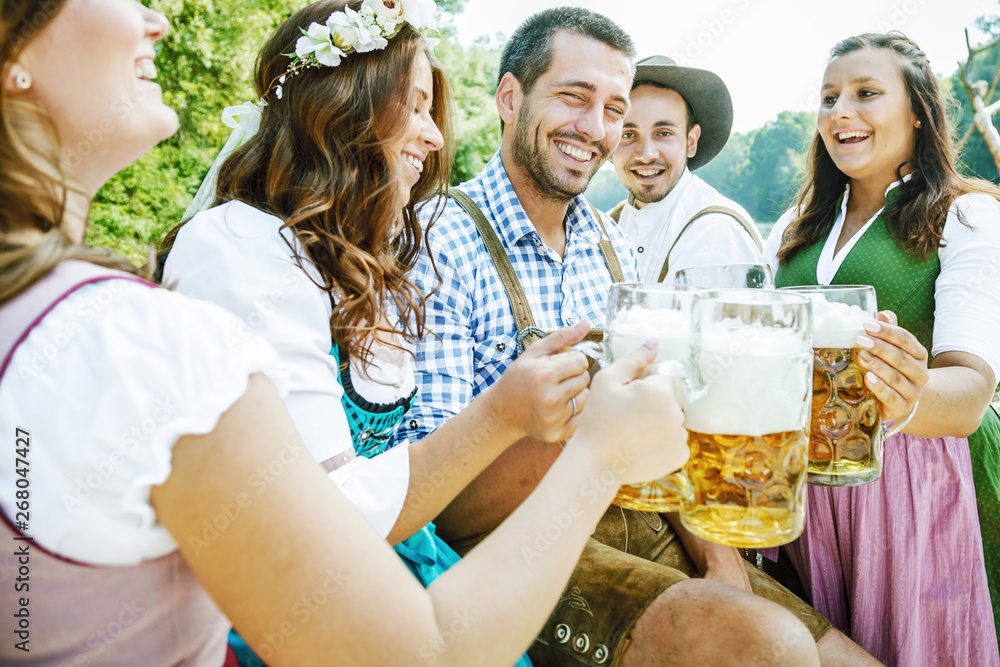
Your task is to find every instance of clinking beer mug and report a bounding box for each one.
[780,285,910,486]
[678,289,813,549]
[573,283,701,512]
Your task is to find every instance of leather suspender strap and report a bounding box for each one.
[656,205,765,283]
[450,189,620,354]
[451,189,539,339]
[588,203,625,284]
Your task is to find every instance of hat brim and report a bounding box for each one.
[632,62,733,170]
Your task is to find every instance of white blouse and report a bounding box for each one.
[0,281,288,565]
[162,201,413,538]
[765,184,1000,384]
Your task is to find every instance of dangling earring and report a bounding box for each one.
[14,71,31,90]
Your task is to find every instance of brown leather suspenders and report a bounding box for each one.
[449,189,624,354]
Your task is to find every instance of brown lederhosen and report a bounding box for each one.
[609,200,765,283]
[449,192,832,667]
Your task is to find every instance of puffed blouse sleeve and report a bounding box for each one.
[932,193,1000,384]
[162,202,409,538]
[0,281,289,566]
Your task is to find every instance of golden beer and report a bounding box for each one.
[615,476,691,513]
[678,289,813,548]
[683,428,808,548]
[808,346,883,485]
[578,284,699,513]
[608,321,692,513]
[780,285,884,486]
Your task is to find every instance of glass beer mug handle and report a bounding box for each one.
[662,470,695,506]
[884,400,919,438]
[572,340,611,366]
[652,359,706,410]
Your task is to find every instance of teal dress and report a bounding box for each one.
[329,341,462,585]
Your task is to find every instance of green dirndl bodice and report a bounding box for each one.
[775,197,1000,640]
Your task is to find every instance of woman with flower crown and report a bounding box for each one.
[0,0,690,664]
[161,0,616,607]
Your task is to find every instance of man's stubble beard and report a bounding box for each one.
[626,164,681,207]
[510,100,605,203]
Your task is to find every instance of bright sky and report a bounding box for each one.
[452,0,1000,133]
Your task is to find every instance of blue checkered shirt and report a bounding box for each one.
[396,152,638,445]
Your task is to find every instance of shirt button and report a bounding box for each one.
[565,314,577,325]
[637,246,644,253]
[496,342,506,352]
[408,419,419,430]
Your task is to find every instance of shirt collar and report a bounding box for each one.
[839,172,912,213]
[475,151,606,251]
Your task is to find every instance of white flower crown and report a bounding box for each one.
[270,0,440,100]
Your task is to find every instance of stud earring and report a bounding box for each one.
[915,120,922,128]
[14,71,31,90]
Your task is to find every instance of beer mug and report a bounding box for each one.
[780,285,905,486]
[673,263,775,289]
[574,283,700,512]
[680,289,812,549]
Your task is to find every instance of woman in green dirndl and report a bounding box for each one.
[765,33,1000,666]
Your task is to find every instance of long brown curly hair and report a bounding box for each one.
[0,0,140,305]
[777,33,1000,266]
[162,0,454,364]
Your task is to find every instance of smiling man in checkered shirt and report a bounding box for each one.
[392,8,875,667]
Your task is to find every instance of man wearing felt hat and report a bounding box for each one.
[609,55,764,282]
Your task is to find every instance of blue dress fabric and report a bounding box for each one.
[329,341,462,587]
[332,342,531,667]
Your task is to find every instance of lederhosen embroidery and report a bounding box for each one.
[450,188,625,355]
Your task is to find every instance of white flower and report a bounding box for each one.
[326,10,361,51]
[336,7,387,52]
[295,21,346,67]
[364,0,403,23]
[402,0,437,30]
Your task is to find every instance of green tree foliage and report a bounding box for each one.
[90,0,489,263]
[698,111,816,223]
[435,35,502,185]
[90,0,302,262]
[951,16,1000,182]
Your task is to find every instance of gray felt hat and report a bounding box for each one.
[632,55,734,170]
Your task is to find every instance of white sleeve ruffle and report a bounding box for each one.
[0,281,289,566]
[932,193,1000,384]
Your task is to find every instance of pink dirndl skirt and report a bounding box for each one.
[784,432,999,666]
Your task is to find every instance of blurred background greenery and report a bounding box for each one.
[100,1,1000,262]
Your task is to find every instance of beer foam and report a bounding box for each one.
[608,308,690,363]
[685,323,811,437]
[809,297,873,348]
